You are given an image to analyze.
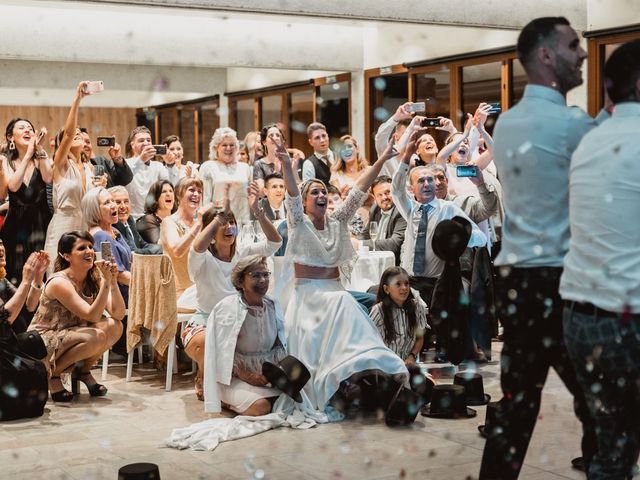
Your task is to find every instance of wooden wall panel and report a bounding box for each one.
[0,106,137,153]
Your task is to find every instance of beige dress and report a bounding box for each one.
[43,161,86,274]
[28,272,97,374]
[160,213,193,298]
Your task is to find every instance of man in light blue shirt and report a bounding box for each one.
[560,39,640,480]
[479,17,597,480]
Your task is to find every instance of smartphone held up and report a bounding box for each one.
[456,165,478,178]
[84,81,104,94]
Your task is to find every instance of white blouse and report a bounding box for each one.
[284,186,367,268]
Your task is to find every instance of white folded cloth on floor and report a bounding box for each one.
[164,401,332,452]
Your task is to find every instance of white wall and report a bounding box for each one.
[587,0,640,30]
[0,60,226,107]
[225,68,339,93]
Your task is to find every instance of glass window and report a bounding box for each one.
[289,89,314,157]
[179,109,196,164]
[317,81,350,141]
[199,103,219,163]
[368,73,408,160]
[158,109,177,143]
[261,95,283,128]
[511,59,527,106]
[234,98,255,140]
[413,67,450,118]
[461,61,502,134]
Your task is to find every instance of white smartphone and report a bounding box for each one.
[407,102,426,113]
[100,241,113,262]
[84,81,104,94]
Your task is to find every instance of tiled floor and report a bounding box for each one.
[1,343,632,479]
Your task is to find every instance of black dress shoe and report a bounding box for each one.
[571,457,584,472]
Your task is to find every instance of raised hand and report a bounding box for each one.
[77,81,91,101]
[436,116,456,133]
[271,133,290,163]
[401,130,420,163]
[34,251,50,279]
[247,181,261,213]
[95,259,113,284]
[108,142,123,164]
[377,139,398,163]
[392,102,414,122]
[21,252,39,283]
[473,103,493,129]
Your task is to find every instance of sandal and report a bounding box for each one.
[72,368,108,397]
[50,377,74,402]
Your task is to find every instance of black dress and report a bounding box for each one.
[135,213,162,244]
[0,168,52,284]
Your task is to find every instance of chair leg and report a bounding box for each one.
[126,349,134,382]
[165,338,176,392]
[101,350,109,381]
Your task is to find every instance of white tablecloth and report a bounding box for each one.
[344,250,395,292]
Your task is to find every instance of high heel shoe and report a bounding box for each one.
[72,368,108,397]
[50,377,74,402]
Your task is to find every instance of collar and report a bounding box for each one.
[380,207,392,217]
[314,151,332,162]
[612,102,640,117]
[133,156,150,167]
[523,84,566,106]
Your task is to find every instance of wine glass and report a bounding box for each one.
[369,221,378,252]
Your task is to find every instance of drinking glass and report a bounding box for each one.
[369,221,378,252]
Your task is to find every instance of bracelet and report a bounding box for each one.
[409,352,417,360]
[35,151,48,160]
[31,282,43,290]
[111,155,124,163]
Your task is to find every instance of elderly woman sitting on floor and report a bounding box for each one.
[203,254,287,416]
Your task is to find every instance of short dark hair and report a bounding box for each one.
[163,134,180,146]
[79,127,89,134]
[326,184,340,196]
[604,39,640,104]
[264,172,284,187]
[371,175,392,193]
[517,17,570,71]
[306,122,327,139]
[126,126,152,157]
[144,179,174,215]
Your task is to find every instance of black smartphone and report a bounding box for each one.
[153,145,167,155]
[456,165,478,177]
[421,118,440,128]
[97,136,116,147]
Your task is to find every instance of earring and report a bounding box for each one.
[8,139,15,151]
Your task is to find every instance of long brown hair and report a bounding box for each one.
[375,267,418,345]
[54,231,101,297]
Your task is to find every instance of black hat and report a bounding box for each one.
[421,384,476,419]
[478,400,502,438]
[385,385,424,427]
[358,373,402,413]
[453,372,491,406]
[262,355,310,403]
[15,330,47,360]
[118,463,161,480]
[432,216,472,261]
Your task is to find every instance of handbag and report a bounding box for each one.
[0,307,48,421]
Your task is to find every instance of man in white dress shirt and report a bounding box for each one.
[560,39,640,480]
[391,135,487,314]
[124,126,169,219]
[479,17,597,480]
[300,122,334,184]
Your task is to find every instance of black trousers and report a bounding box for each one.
[479,266,596,480]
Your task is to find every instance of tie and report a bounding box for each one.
[274,210,281,220]
[413,204,430,276]
[124,223,134,244]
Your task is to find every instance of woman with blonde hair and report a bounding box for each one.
[198,127,252,225]
[159,177,204,297]
[330,135,369,196]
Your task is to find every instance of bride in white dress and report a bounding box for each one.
[274,137,408,412]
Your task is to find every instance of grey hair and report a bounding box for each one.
[81,187,109,228]
[208,127,240,162]
[231,254,268,292]
[107,185,128,197]
[424,163,448,178]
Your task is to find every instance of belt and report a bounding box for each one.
[564,301,620,318]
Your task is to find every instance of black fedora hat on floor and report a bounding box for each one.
[262,355,310,403]
[453,372,491,406]
[421,384,476,419]
[385,385,425,427]
[118,463,161,480]
[478,400,502,438]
